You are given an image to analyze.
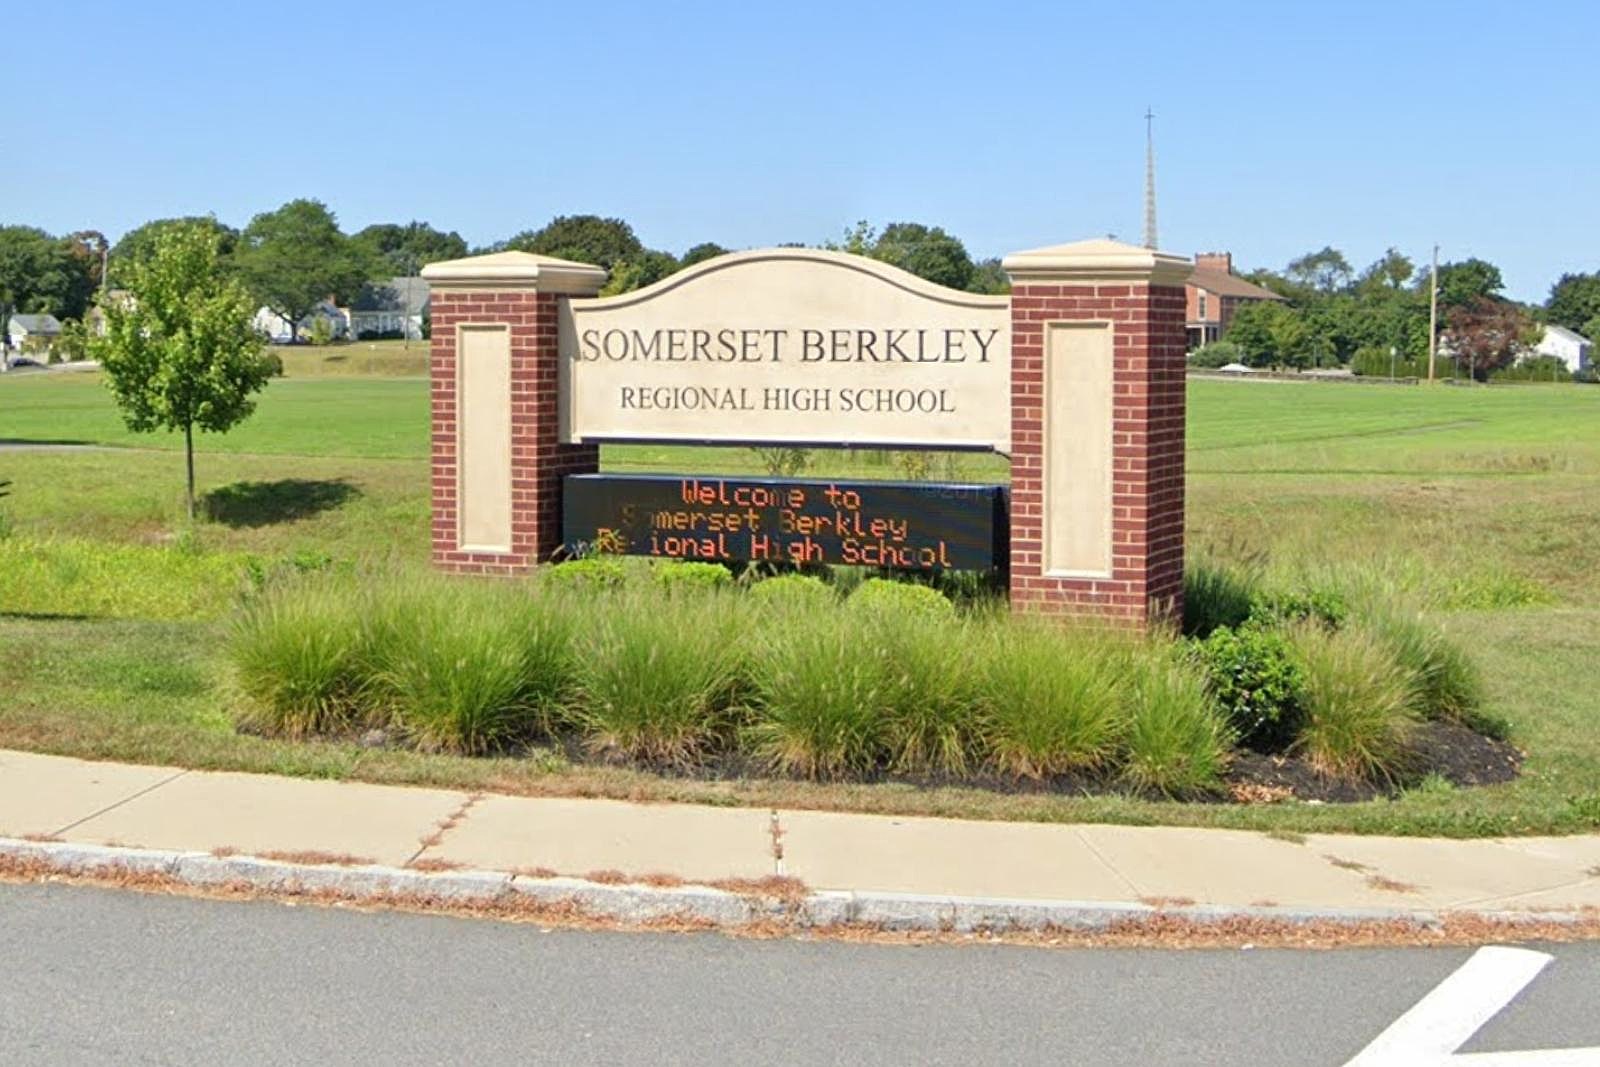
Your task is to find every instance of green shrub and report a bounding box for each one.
[878,622,981,776]
[747,625,887,779]
[542,557,626,589]
[231,580,366,739]
[1122,653,1232,796]
[850,577,954,619]
[1182,560,1258,637]
[976,626,1127,780]
[1290,623,1421,783]
[1367,611,1495,734]
[653,561,733,591]
[1189,339,1246,369]
[1249,588,1348,630]
[368,582,576,755]
[575,591,742,766]
[748,573,834,609]
[1196,624,1305,751]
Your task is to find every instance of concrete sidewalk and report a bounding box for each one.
[4,748,1599,916]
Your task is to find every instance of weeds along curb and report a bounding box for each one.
[2,837,1597,945]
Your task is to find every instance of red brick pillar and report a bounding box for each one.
[419,252,607,575]
[1000,240,1191,627]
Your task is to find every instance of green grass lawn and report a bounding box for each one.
[1,370,1598,836]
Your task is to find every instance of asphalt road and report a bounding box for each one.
[2,883,1597,1066]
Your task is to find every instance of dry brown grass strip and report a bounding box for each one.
[708,875,809,903]
[1366,874,1419,894]
[257,850,376,867]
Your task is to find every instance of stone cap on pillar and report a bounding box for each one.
[420,250,608,295]
[1002,238,1192,287]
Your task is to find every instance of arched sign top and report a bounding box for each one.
[559,248,1013,452]
[574,247,1010,313]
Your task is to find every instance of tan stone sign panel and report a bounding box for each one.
[559,249,1012,451]
[457,324,513,552]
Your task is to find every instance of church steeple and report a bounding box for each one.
[1143,107,1159,251]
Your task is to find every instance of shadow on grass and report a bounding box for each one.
[202,479,361,528]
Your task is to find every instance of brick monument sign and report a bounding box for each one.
[421,239,1191,626]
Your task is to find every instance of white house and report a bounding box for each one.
[1532,324,1591,375]
[348,277,429,340]
[6,313,63,353]
[252,301,349,343]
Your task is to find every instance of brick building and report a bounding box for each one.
[1184,252,1283,351]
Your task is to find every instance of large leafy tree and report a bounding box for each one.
[504,215,643,270]
[826,220,983,292]
[1285,246,1354,295]
[1446,297,1535,381]
[111,216,239,285]
[0,226,98,341]
[94,224,276,518]
[601,250,681,296]
[1356,248,1414,294]
[1435,257,1504,308]
[234,199,373,341]
[353,221,468,275]
[868,222,978,291]
[1546,272,1600,333]
[680,242,728,268]
[1222,301,1313,368]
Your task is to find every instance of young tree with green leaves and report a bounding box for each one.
[95,224,276,519]
[110,216,239,285]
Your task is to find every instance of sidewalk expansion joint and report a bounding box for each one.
[768,811,786,876]
[51,769,191,837]
[406,793,483,867]
[1073,828,1142,897]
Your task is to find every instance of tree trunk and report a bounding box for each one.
[184,422,196,521]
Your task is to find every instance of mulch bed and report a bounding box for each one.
[1226,720,1523,803]
[364,719,1524,807]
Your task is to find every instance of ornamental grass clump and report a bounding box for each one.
[877,620,982,777]
[1367,611,1491,731]
[231,578,366,739]
[1181,559,1258,637]
[975,625,1127,781]
[575,589,745,766]
[747,623,889,780]
[1122,651,1233,796]
[1289,623,1422,783]
[366,578,578,755]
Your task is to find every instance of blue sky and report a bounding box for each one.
[7,1,1595,300]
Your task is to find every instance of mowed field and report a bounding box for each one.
[1,367,1598,835]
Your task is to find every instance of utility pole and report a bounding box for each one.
[1427,243,1439,382]
[1143,108,1159,250]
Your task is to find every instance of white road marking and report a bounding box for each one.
[1345,946,1600,1066]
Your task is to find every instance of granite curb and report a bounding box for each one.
[3,837,1593,934]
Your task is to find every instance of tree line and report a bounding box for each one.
[1197,246,1599,381]
[0,204,1005,345]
